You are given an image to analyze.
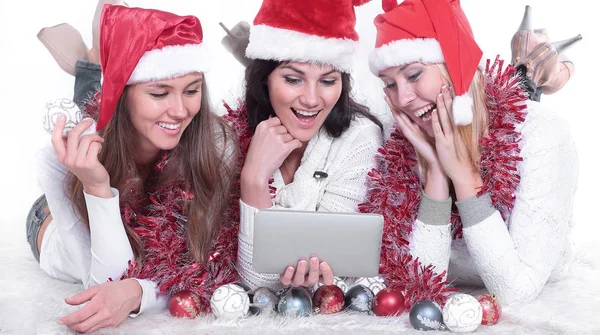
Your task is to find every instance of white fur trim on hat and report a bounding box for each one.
[452,93,473,125]
[246,25,357,73]
[127,43,209,84]
[369,38,444,75]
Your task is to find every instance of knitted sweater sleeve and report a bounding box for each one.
[458,103,578,304]
[410,193,453,278]
[35,145,163,315]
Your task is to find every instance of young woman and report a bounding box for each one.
[365,0,579,305]
[27,5,236,332]
[229,0,385,290]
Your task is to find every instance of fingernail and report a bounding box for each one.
[438,93,443,98]
[58,115,66,121]
[311,257,318,265]
[287,266,294,272]
[57,319,64,325]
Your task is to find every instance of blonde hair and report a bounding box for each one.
[419,64,488,176]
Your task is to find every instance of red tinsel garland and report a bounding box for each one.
[359,57,528,308]
[116,99,272,313]
[115,100,257,312]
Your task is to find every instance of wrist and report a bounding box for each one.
[424,167,449,201]
[241,166,270,188]
[128,279,143,313]
[452,171,483,201]
[83,183,112,198]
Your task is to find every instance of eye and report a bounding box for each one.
[184,89,200,96]
[320,79,337,86]
[407,70,422,82]
[383,82,396,90]
[149,92,168,98]
[284,76,302,85]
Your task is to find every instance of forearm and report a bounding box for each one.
[236,200,281,290]
[85,189,134,286]
[457,193,562,304]
[410,192,452,276]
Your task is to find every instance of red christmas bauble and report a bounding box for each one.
[373,287,406,317]
[169,291,201,319]
[476,294,502,325]
[313,285,345,314]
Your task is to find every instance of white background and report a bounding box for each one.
[0,0,597,247]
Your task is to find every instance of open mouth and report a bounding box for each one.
[415,104,436,122]
[291,107,321,123]
[157,122,181,131]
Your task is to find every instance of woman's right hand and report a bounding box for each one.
[242,117,302,183]
[52,115,111,198]
[280,257,334,287]
[386,97,439,167]
[387,97,449,200]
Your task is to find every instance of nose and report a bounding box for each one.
[299,83,320,109]
[396,84,416,108]
[167,94,188,120]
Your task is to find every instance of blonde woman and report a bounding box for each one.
[366,0,579,305]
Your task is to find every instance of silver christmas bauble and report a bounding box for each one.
[409,300,444,331]
[277,287,313,317]
[442,293,482,332]
[353,276,386,295]
[248,287,279,315]
[344,284,374,314]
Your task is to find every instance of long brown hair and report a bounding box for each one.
[67,79,238,262]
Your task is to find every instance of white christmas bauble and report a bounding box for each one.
[210,284,250,318]
[352,276,386,295]
[44,98,83,135]
[442,293,483,332]
[313,276,349,294]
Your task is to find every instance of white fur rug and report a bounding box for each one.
[2,223,600,335]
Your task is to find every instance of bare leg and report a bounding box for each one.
[36,207,53,253]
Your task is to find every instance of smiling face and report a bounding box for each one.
[266,62,343,142]
[379,62,448,137]
[126,72,203,161]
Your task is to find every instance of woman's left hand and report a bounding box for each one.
[432,86,482,199]
[58,279,142,334]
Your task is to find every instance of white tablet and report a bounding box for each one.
[252,209,384,277]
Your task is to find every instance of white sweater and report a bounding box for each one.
[237,116,383,289]
[410,101,578,305]
[36,146,167,316]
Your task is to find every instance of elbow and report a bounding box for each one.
[485,275,544,306]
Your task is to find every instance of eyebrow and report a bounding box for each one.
[280,64,339,77]
[147,77,203,89]
[378,64,411,79]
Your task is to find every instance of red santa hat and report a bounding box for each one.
[369,0,482,125]
[97,5,209,130]
[245,0,371,73]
